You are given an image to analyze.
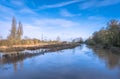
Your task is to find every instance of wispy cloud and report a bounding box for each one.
[10,0,24,6]
[88,16,107,21]
[0,4,15,20]
[80,0,120,9]
[16,18,79,40]
[80,0,97,9]
[98,0,120,6]
[39,0,120,10]
[60,9,81,17]
[0,18,81,40]
[39,0,81,9]
[0,4,14,15]
[2,1,37,15]
[34,18,79,28]
[19,8,36,14]
[0,21,11,38]
[24,18,101,40]
[23,18,90,40]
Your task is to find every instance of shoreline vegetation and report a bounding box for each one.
[86,20,120,53]
[0,17,83,52]
[0,42,81,52]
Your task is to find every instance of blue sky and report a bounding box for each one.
[0,0,120,40]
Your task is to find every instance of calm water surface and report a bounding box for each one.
[0,45,120,79]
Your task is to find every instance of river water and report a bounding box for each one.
[0,44,120,79]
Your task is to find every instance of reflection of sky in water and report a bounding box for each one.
[0,45,120,79]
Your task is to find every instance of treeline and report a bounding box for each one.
[0,39,40,46]
[86,20,120,48]
[0,38,62,46]
[0,17,62,47]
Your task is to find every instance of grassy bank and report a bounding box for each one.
[0,42,81,52]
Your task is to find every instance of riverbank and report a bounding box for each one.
[0,42,81,52]
[0,42,81,64]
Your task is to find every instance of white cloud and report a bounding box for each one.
[39,0,120,10]
[39,0,81,9]
[0,4,15,16]
[88,16,107,21]
[10,0,24,6]
[98,0,120,6]
[80,0,120,9]
[0,21,11,39]
[23,24,43,39]
[19,8,36,14]
[22,18,102,40]
[80,0,97,9]
[34,18,79,28]
[60,9,81,17]
[22,19,81,40]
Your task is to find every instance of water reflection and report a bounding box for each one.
[0,45,120,79]
[0,47,78,72]
[88,46,120,69]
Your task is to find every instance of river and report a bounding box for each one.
[0,44,120,79]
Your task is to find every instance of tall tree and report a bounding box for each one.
[8,17,17,40]
[17,21,23,40]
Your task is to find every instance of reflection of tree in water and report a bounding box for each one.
[0,54,24,72]
[72,48,76,55]
[0,55,24,72]
[90,46,120,69]
[13,62,18,72]
[79,44,83,50]
[0,45,78,72]
[19,59,23,70]
[72,45,83,55]
[0,51,44,72]
[13,58,24,72]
